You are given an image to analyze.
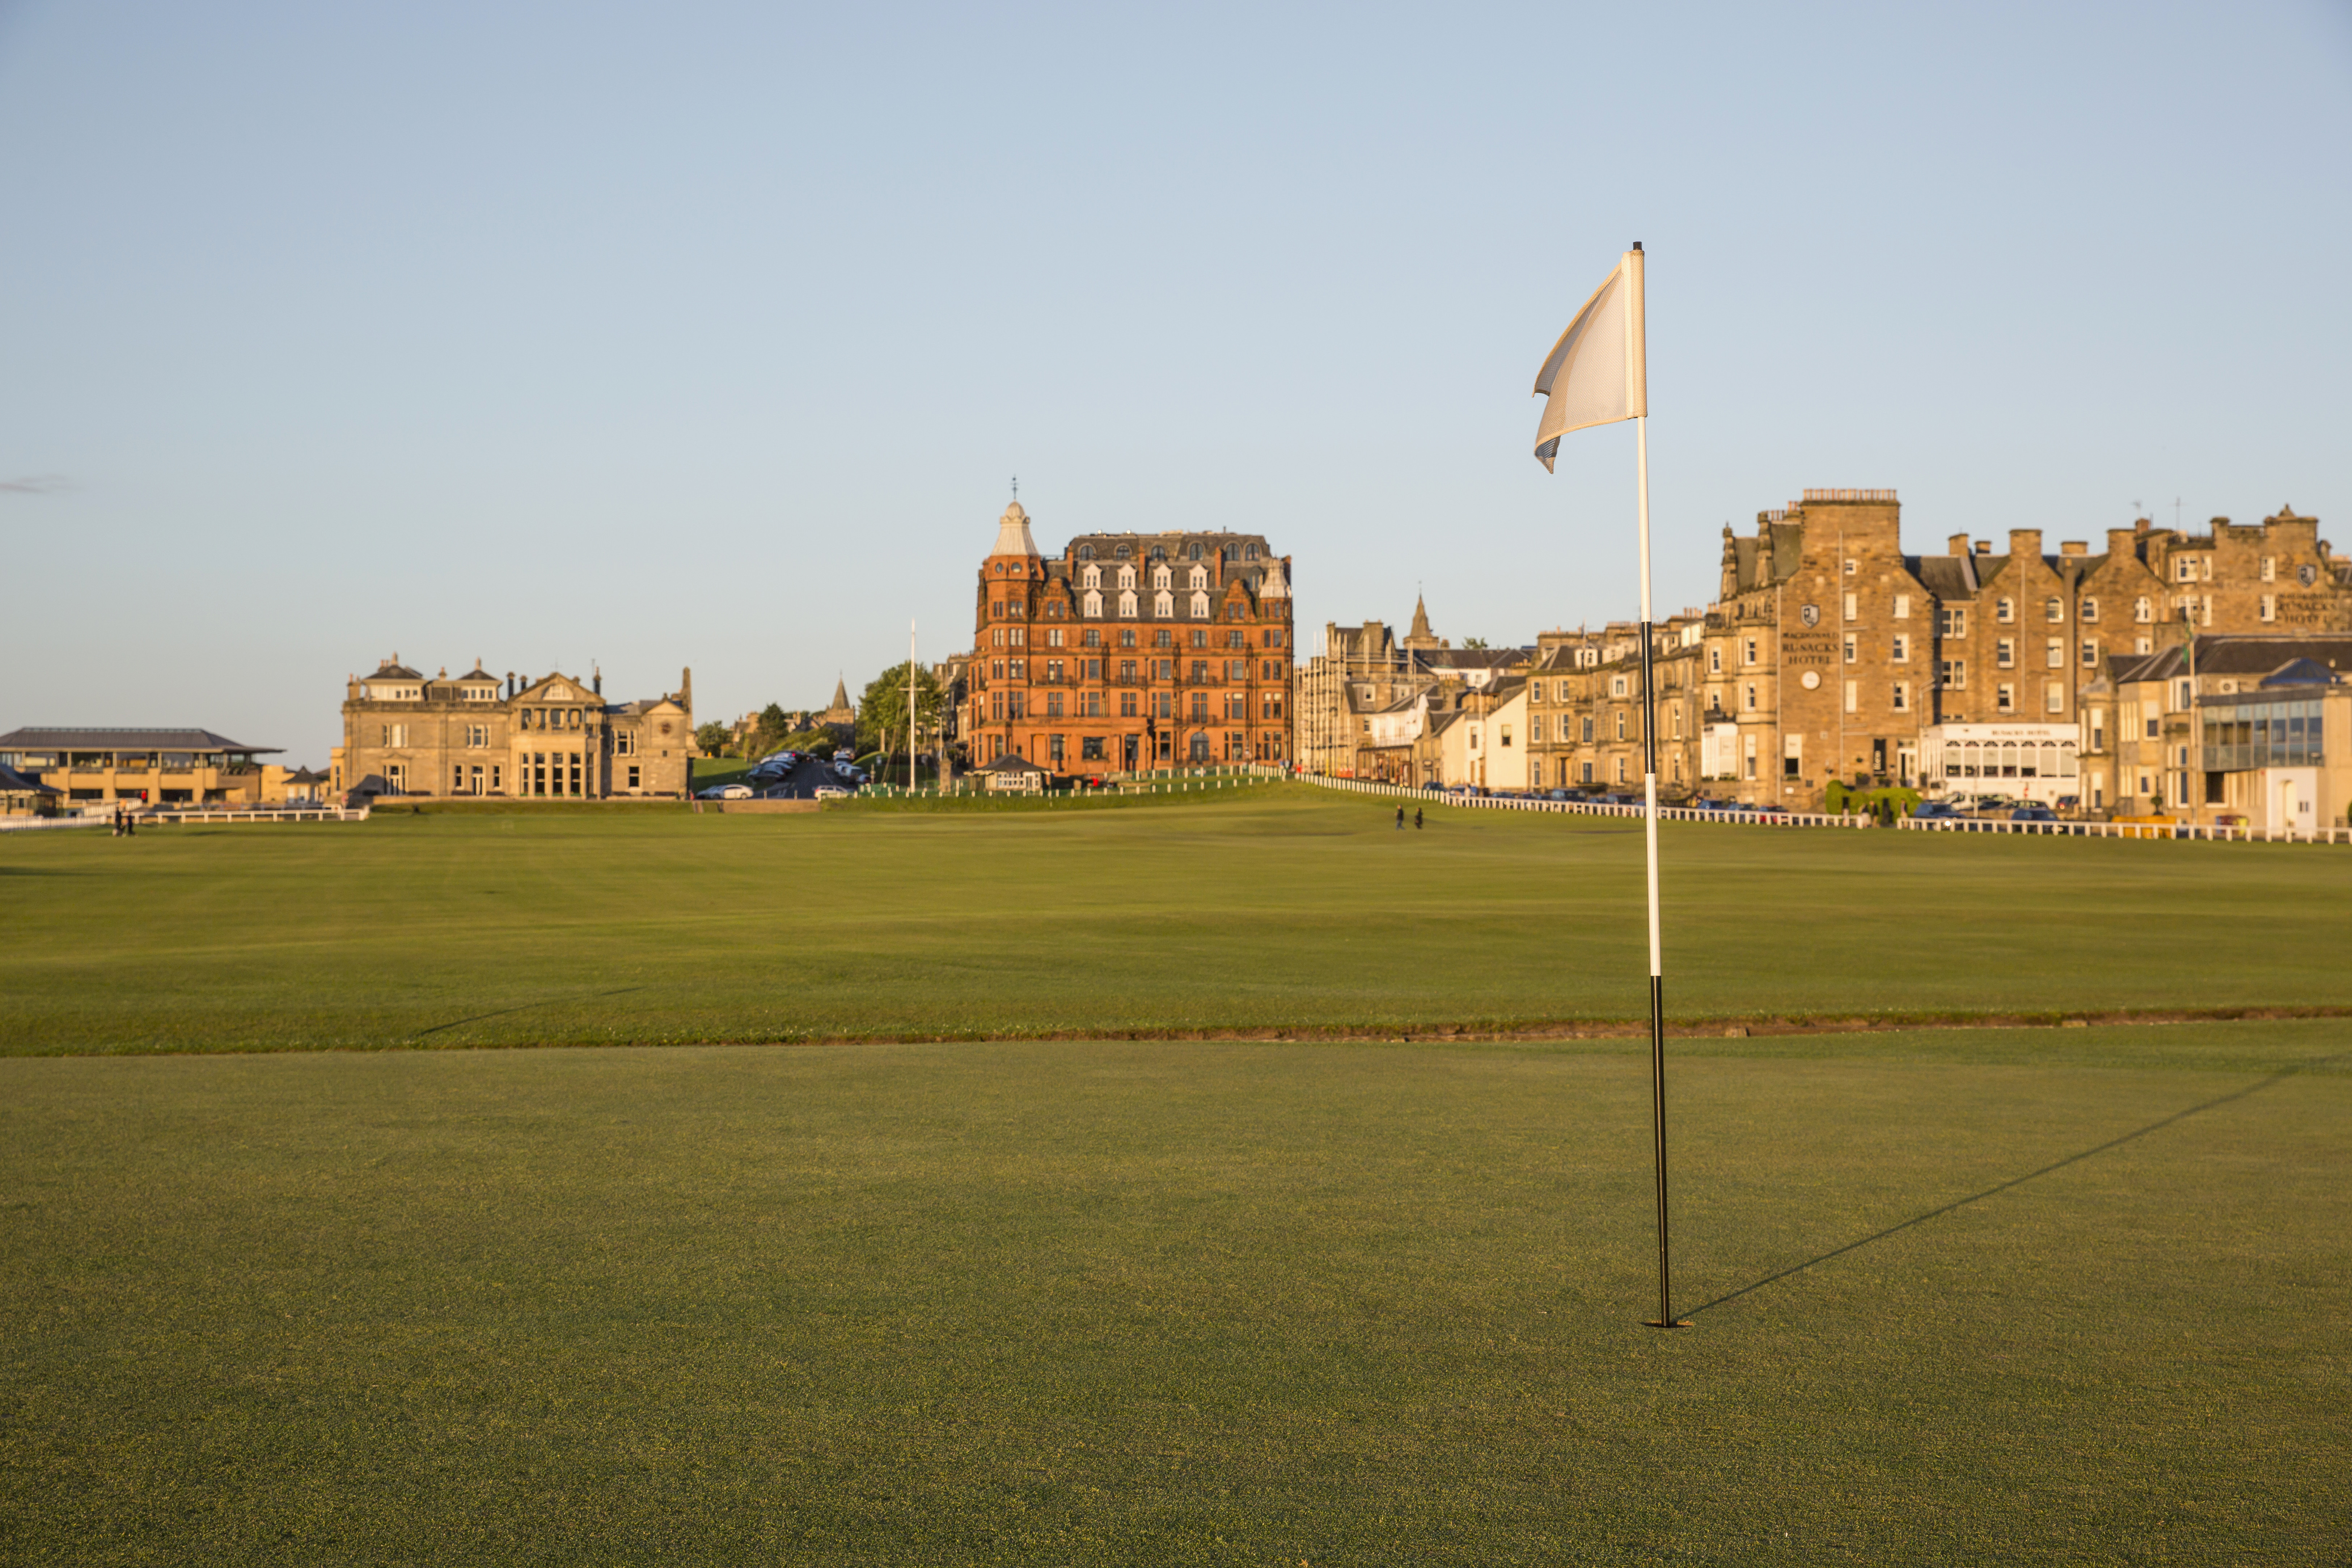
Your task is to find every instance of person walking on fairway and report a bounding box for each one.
[1395,805,1404,829]
[1414,807,1424,830]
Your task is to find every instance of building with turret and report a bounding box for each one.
[965,500,1294,770]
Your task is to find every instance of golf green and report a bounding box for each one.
[1,1023,2343,1562]
[1,786,2344,1054]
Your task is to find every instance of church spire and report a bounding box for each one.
[1409,593,1432,641]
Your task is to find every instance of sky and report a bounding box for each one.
[2,1,2347,763]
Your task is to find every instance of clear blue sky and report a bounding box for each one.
[3,1,2346,762]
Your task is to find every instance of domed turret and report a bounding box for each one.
[993,500,1040,559]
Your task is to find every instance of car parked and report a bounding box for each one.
[697,783,753,800]
[2011,803,2058,823]
[1911,799,1963,820]
[813,785,850,800]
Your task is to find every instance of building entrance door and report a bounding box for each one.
[1122,735,1138,769]
[1897,744,1916,785]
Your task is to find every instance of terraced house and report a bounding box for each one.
[965,500,1294,770]
[1525,492,2352,812]
[331,659,694,800]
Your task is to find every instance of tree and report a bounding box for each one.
[693,722,732,757]
[1461,636,1490,650]
[858,662,943,757]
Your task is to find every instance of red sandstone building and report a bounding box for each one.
[968,500,1295,771]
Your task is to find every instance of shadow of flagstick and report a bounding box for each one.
[1683,1051,2347,1320]
[408,986,648,1041]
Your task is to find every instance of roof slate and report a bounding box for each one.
[0,727,279,755]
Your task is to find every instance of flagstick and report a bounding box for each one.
[1636,412,1686,1330]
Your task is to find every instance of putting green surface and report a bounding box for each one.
[2,787,2346,1054]
[1,1024,2343,1563]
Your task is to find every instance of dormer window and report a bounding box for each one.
[1077,543,1096,561]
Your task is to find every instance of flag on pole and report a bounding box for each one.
[1531,249,1646,470]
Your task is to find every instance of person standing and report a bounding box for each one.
[1414,807,1424,830]
[1395,804,1404,830]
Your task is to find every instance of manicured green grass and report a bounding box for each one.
[3,785,2346,1053]
[1,1023,2343,1562]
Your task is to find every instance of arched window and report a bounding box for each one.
[1115,542,1132,559]
[1188,542,1204,561]
[2045,597,2064,623]
[1148,545,1166,561]
[1244,543,1260,560]
[1077,544,1095,561]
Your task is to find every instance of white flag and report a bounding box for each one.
[1532,248,1646,471]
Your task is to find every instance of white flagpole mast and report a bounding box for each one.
[1628,242,1683,1331]
[908,621,919,794]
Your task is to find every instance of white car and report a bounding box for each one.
[697,783,753,800]
[813,785,850,800]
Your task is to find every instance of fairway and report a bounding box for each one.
[3,787,2348,1053]
[1,1023,2343,1563]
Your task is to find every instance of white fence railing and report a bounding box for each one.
[1298,774,1869,829]
[0,806,372,830]
[1296,774,2349,844]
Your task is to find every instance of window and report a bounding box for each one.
[1531,716,1544,742]
[2175,557,2195,582]
[1742,638,1757,665]
[1614,757,1627,783]
[1709,647,1722,673]
[1741,684,1756,713]
[1190,629,1207,648]
[2081,597,2098,623]
[1227,630,1245,648]
[2134,596,2152,624]
[1120,629,1136,647]
[2081,640,2097,668]
[1615,713,1626,740]
[1939,659,1965,690]
[1997,683,2015,713]
[1893,593,1911,620]
[1670,707,1683,739]
[1996,598,2014,623]
[2045,638,2064,669]
[1843,680,1858,714]
[1189,590,1209,618]
[2261,594,2277,622]
[1843,634,1857,664]
[1843,592,1858,622]
[1892,633,1910,663]
[1938,606,1967,638]
[1047,629,1065,648]
[1843,559,1858,576]
[627,765,640,790]
[2260,556,2276,583]
[2045,597,2064,623]
[1083,590,1103,617]
[1892,682,1909,712]
[2045,684,2065,714]
[1500,724,1513,748]
[1996,638,2015,668]
[1611,675,1628,697]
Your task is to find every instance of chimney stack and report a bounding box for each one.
[1948,533,1970,556]
[2106,528,2139,559]
[2008,528,2043,562]
[2060,540,2087,557]
[1974,540,1992,555]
